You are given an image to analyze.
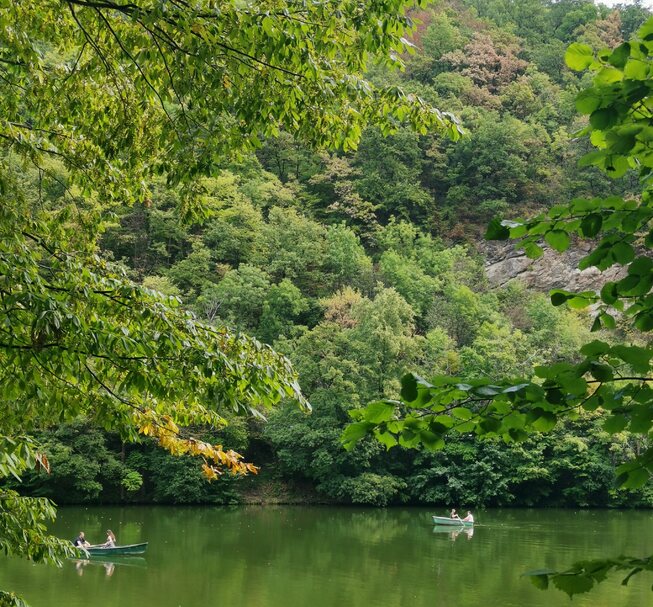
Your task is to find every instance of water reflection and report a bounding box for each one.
[74,559,88,576]
[2,507,652,607]
[432,526,474,541]
[71,556,147,577]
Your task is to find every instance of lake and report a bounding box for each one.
[1,507,651,607]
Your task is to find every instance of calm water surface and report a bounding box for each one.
[1,506,651,607]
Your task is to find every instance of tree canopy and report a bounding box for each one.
[1,0,461,193]
[0,2,461,605]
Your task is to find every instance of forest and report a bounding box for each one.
[5,0,653,511]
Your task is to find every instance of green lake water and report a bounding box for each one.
[1,506,652,607]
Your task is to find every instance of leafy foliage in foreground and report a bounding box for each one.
[1,0,460,194]
[1,191,305,473]
[0,172,307,602]
[523,554,653,597]
[1,1,462,601]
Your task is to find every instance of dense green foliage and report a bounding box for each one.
[0,1,461,605]
[7,0,652,512]
[4,1,653,603]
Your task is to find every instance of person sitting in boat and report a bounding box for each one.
[102,530,116,548]
[73,531,90,548]
[462,511,474,523]
[449,509,461,519]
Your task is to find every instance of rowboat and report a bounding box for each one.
[80,543,148,556]
[432,516,473,527]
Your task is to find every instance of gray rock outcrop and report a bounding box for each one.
[480,240,625,292]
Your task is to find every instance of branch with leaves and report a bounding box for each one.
[0,0,462,197]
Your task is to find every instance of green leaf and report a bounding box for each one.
[608,42,630,68]
[400,373,418,403]
[580,214,603,237]
[611,242,635,264]
[261,16,274,36]
[624,58,649,80]
[550,290,570,307]
[419,431,445,451]
[398,430,422,449]
[582,395,601,411]
[532,412,556,433]
[575,90,602,115]
[565,43,594,71]
[590,362,614,382]
[595,67,623,85]
[485,218,510,240]
[559,376,588,397]
[450,407,473,420]
[603,414,628,433]
[545,230,571,252]
[567,294,594,309]
[611,345,652,372]
[628,256,653,276]
[479,417,501,433]
[432,415,455,429]
[590,108,619,130]
[607,131,636,154]
[582,146,604,165]
[529,574,549,590]
[599,312,616,329]
[362,401,396,424]
[635,312,653,332]
[604,155,630,178]
[638,15,653,40]
[341,422,374,449]
[473,385,502,397]
[523,241,544,259]
[455,421,476,433]
[374,430,398,450]
[629,406,653,433]
[552,573,595,597]
[617,467,650,489]
[600,282,618,305]
[502,383,530,394]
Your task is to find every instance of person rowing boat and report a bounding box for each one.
[72,532,90,548]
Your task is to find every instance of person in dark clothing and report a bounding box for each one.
[73,531,90,547]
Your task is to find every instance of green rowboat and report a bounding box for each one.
[432,516,473,527]
[80,543,148,557]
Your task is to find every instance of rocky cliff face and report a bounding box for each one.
[479,240,625,292]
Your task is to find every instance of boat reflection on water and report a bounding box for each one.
[72,556,147,577]
[432,526,474,541]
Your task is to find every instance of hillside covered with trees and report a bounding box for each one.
[7,0,653,510]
